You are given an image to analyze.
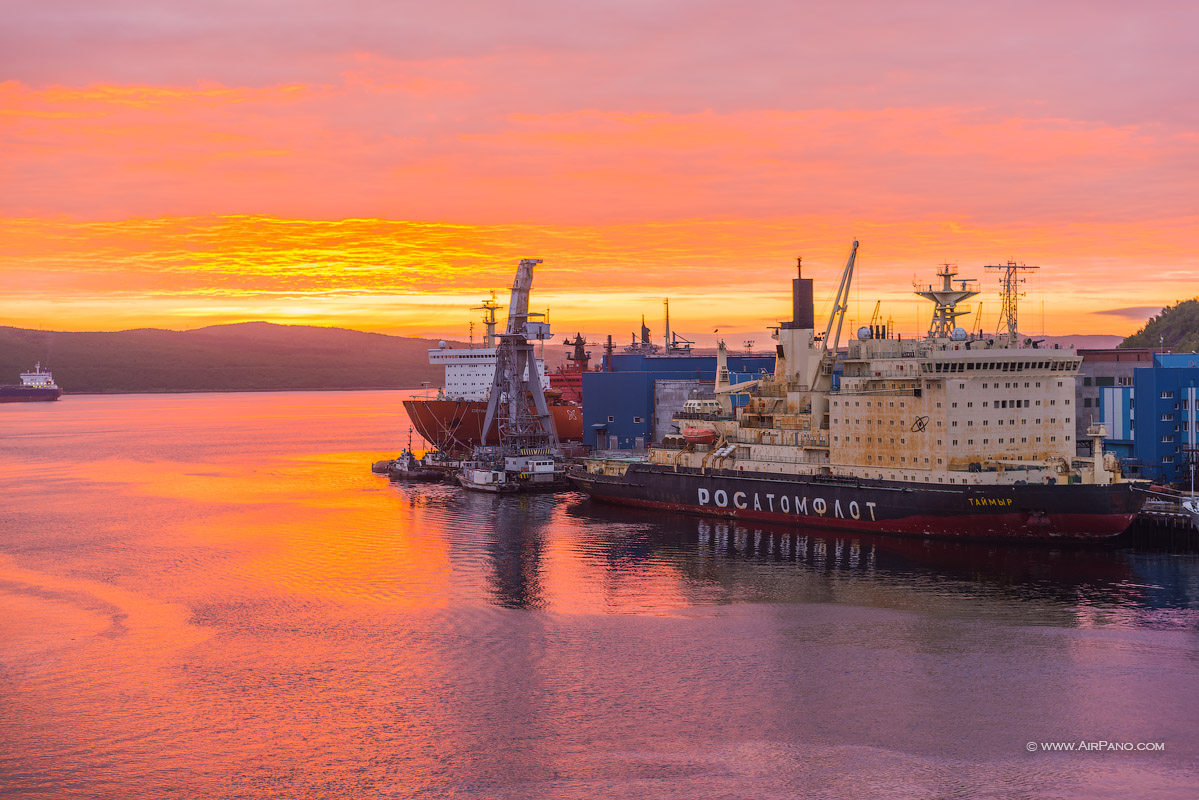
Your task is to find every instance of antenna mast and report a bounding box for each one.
[913,263,978,340]
[471,291,503,349]
[985,261,1039,347]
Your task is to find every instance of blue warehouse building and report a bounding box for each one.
[583,351,776,450]
[1099,352,1199,485]
[1131,354,1199,485]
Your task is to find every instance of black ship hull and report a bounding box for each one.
[569,464,1144,540]
[0,386,62,403]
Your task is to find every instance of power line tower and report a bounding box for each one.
[986,261,1039,347]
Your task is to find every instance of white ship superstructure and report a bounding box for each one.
[430,346,549,401]
[646,249,1117,488]
[20,363,58,389]
[430,293,550,401]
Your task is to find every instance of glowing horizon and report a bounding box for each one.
[3,3,1195,342]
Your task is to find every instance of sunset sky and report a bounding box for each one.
[2,1,1196,344]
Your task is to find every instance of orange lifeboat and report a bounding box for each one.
[682,427,717,446]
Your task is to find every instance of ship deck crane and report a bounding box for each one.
[821,240,860,357]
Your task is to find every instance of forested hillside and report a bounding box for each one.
[1120,299,1199,352]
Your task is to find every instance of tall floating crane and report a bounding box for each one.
[480,259,558,454]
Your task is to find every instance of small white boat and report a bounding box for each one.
[1181,497,1199,531]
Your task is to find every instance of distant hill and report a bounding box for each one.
[1042,334,1123,350]
[1120,299,1199,353]
[0,323,477,393]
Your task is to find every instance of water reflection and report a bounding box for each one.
[4,393,1198,799]
[483,495,551,610]
[381,488,1199,625]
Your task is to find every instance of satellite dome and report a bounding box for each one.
[857,326,872,340]
[951,327,968,341]
[438,340,447,349]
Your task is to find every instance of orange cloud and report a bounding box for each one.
[1,214,1194,341]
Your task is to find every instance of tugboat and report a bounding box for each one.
[371,429,452,481]
[571,244,1146,541]
[0,363,63,402]
[386,449,445,482]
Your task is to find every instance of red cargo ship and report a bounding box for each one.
[402,297,584,453]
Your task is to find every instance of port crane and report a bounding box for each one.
[480,259,558,453]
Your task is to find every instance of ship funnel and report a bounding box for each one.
[783,256,815,330]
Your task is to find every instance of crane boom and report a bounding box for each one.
[822,240,859,356]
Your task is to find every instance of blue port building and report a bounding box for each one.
[1098,352,1199,484]
[583,351,777,450]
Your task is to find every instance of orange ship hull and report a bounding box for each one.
[403,398,583,452]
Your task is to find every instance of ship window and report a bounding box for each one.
[607,416,614,422]
[633,417,643,423]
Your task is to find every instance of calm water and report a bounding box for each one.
[2,391,1197,799]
